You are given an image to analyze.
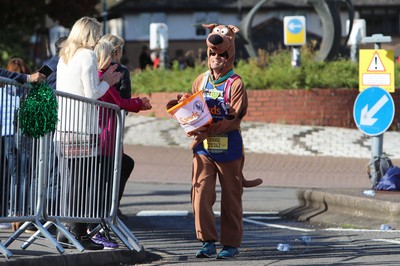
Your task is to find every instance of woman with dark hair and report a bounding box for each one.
[1,58,34,231]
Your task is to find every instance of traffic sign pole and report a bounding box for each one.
[291,47,301,67]
[353,86,394,187]
[360,34,393,186]
[284,16,306,68]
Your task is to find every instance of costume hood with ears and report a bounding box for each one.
[202,23,240,80]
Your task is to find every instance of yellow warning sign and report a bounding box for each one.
[359,49,394,92]
[367,52,385,71]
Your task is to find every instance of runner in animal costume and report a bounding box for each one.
[185,23,261,259]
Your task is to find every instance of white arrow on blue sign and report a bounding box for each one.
[288,18,303,34]
[353,86,394,136]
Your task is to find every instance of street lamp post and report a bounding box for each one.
[102,0,107,34]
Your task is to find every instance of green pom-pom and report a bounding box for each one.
[19,83,58,138]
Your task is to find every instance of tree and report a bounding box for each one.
[46,0,100,28]
[0,0,100,68]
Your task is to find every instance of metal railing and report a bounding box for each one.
[0,77,142,258]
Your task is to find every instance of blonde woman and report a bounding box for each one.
[57,17,121,98]
[55,16,122,251]
[100,34,131,99]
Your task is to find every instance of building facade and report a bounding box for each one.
[106,0,400,69]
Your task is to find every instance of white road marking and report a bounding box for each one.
[243,217,315,232]
[136,210,189,216]
[324,228,400,233]
[246,216,281,220]
[372,239,400,244]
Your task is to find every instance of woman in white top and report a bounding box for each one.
[56,16,121,135]
[57,17,121,98]
[55,16,121,251]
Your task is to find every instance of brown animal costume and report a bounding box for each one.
[166,25,262,189]
[188,23,260,255]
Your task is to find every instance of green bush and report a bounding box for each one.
[131,62,207,94]
[131,48,399,94]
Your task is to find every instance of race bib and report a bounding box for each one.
[204,135,228,150]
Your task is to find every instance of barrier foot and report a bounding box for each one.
[21,220,65,254]
[106,218,143,252]
[20,221,51,249]
[3,221,31,247]
[0,242,13,259]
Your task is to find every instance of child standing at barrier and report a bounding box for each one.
[97,34,135,221]
[55,16,122,251]
[100,34,132,100]
[93,40,152,248]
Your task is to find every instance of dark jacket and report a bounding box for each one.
[43,56,59,90]
[0,68,28,84]
[112,62,131,99]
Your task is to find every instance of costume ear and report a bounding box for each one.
[202,23,218,30]
[227,25,240,33]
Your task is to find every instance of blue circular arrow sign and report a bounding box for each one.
[353,86,394,136]
[287,18,303,34]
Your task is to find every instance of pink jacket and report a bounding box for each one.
[98,70,142,155]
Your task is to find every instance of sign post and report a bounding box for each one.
[284,16,306,67]
[359,34,393,185]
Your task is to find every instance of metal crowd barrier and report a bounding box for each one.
[0,77,142,258]
[0,77,31,259]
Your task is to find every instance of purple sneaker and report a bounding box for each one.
[91,233,118,249]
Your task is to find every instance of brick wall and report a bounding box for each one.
[132,88,400,129]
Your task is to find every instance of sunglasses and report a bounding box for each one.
[209,51,228,58]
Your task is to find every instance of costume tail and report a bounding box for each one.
[242,177,263,188]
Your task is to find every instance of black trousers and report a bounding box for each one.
[119,153,134,205]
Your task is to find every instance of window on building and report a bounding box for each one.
[359,7,400,36]
[194,12,207,36]
[194,12,219,36]
[139,13,167,37]
[139,13,151,36]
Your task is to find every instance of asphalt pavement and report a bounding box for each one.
[2,114,400,265]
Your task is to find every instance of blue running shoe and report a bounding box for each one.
[217,246,239,259]
[196,241,217,258]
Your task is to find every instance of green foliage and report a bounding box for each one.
[396,62,400,86]
[46,0,100,28]
[264,49,303,89]
[0,29,33,67]
[0,0,99,68]
[131,61,207,94]
[132,48,361,93]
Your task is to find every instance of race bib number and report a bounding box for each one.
[204,136,228,150]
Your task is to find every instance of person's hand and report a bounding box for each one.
[28,72,46,83]
[186,125,208,137]
[140,97,152,110]
[178,93,191,103]
[101,64,122,86]
[189,127,210,150]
